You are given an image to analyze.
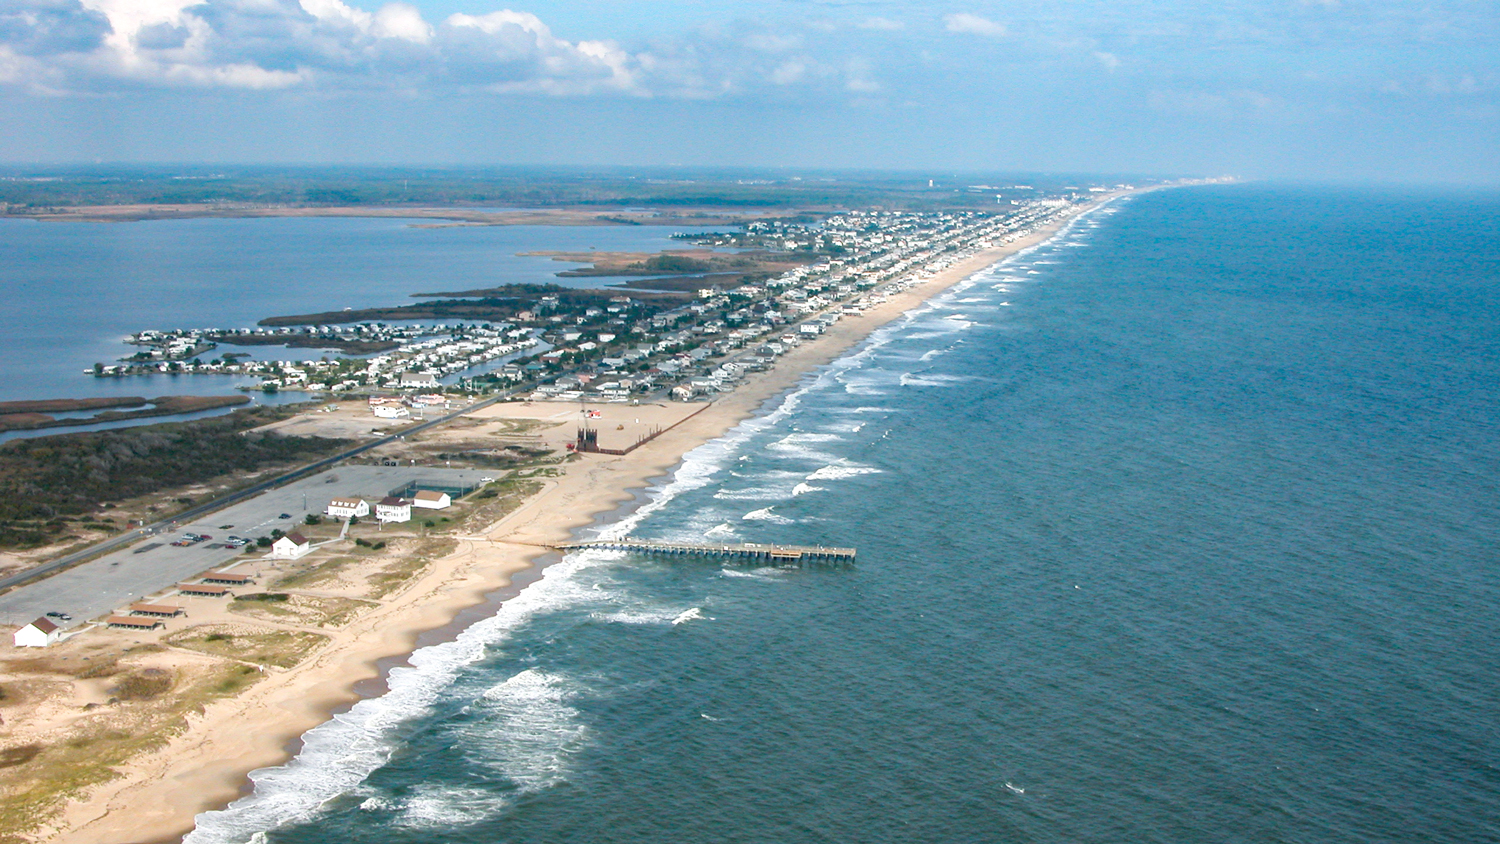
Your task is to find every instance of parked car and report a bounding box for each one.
[45,611,71,621]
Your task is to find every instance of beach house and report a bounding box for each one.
[13,617,60,647]
[271,532,312,559]
[412,490,451,510]
[399,371,439,389]
[375,496,412,523]
[326,497,369,520]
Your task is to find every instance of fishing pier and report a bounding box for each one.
[555,538,856,567]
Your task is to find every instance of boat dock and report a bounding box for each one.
[555,538,856,567]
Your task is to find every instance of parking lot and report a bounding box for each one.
[0,466,491,627]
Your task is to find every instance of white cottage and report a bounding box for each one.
[270,532,312,560]
[14,617,60,648]
[412,490,451,510]
[375,496,412,523]
[399,371,440,389]
[326,497,370,519]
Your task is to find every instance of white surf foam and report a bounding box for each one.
[743,507,794,524]
[899,372,973,388]
[807,464,882,481]
[468,668,589,793]
[791,482,823,496]
[184,554,610,843]
[672,607,708,625]
[719,566,789,581]
[713,487,787,501]
[394,786,500,829]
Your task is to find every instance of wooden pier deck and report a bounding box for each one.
[555,538,856,566]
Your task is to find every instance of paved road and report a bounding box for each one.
[0,465,493,626]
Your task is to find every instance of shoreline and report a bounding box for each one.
[50,194,1126,844]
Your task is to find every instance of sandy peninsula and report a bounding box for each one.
[26,198,1109,844]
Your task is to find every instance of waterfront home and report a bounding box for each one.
[13,617,60,647]
[412,490,451,510]
[326,498,370,520]
[271,532,312,559]
[375,497,412,523]
[399,371,440,389]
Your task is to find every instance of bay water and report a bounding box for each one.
[0,217,712,406]
[186,185,1500,843]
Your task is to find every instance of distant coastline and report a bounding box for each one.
[0,205,759,227]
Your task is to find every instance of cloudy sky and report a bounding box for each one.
[0,0,1495,182]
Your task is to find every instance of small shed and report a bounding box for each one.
[13,617,60,648]
[412,490,452,510]
[201,571,254,585]
[271,532,312,560]
[177,582,231,597]
[107,615,162,630]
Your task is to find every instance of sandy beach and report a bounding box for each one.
[34,200,1107,844]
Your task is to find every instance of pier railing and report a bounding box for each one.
[555,538,856,567]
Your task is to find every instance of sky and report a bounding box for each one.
[0,0,1496,182]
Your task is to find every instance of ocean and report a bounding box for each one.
[186,185,1500,843]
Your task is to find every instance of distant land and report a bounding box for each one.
[0,165,1168,219]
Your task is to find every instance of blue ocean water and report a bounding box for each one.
[188,185,1500,844]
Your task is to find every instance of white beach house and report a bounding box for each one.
[326,497,370,520]
[399,371,440,389]
[14,617,60,647]
[412,490,451,510]
[375,496,412,523]
[270,532,312,560]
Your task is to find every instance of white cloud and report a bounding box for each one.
[298,0,370,30]
[943,12,1005,38]
[373,2,429,43]
[844,57,878,93]
[1094,51,1120,71]
[770,59,805,85]
[0,0,671,94]
[0,0,911,101]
